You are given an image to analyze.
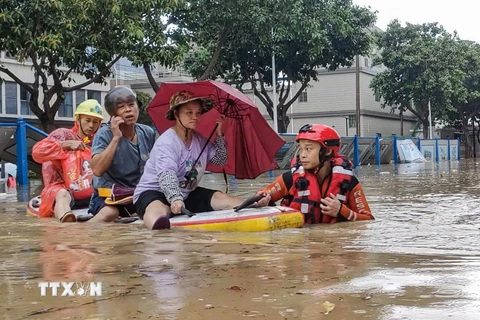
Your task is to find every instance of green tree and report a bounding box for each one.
[124,2,188,93]
[370,20,466,138]
[174,0,376,133]
[0,0,176,132]
[135,91,154,126]
[447,41,480,155]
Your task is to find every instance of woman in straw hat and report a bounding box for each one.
[134,90,270,230]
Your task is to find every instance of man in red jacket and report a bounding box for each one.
[32,100,105,222]
[257,124,374,224]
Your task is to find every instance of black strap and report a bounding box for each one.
[222,169,228,193]
[185,99,233,181]
[184,124,219,180]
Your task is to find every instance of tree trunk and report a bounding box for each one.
[39,112,57,133]
[422,119,429,139]
[278,118,288,133]
[277,105,290,133]
[462,120,472,158]
[40,94,62,133]
[198,26,229,81]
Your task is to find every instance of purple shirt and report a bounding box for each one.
[133,128,223,203]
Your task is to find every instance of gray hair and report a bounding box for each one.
[104,86,137,116]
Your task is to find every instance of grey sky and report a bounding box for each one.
[353,0,479,43]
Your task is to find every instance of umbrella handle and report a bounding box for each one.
[185,123,219,180]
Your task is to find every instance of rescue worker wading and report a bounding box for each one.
[257,124,374,223]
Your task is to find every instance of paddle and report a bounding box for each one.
[114,217,140,224]
[234,194,265,212]
[181,206,196,217]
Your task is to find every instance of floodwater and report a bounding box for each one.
[1,160,480,319]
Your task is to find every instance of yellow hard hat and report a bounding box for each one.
[74,99,105,120]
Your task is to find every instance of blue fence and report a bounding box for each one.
[278,133,461,168]
[0,118,47,186]
[0,121,465,186]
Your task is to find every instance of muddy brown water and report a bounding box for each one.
[1,160,479,319]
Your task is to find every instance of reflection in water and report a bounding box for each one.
[1,160,480,319]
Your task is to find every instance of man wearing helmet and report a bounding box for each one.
[88,86,156,222]
[32,99,105,222]
[257,123,374,224]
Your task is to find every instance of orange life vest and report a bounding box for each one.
[282,156,354,224]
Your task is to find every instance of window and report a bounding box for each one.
[87,90,101,103]
[364,58,369,68]
[5,82,17,114]
[348,115,356,128]
[58,92,73,117]
[375,93,381,102]
[20,86,32,115]
[76,90,85,106]
[299,90,308,103]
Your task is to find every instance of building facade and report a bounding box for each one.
[126,56,418,137]
[0,47,419,138]
[0,51,111,127]
[241,54,417,137]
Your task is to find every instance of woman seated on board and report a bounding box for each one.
[133,91,271,230]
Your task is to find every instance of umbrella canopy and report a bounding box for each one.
[147,80,285,179]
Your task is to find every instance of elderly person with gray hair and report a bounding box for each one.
[88,86,156,222]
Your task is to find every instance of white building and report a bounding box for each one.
[0,51,111,127]
[125,56,417,137]
[0,46,418,138]
[245,55,417,137]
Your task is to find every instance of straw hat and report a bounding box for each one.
[165,90,215,120]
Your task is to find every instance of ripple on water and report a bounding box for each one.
[1,161,480,319]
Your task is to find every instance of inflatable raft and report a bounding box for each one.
[26,196,304,232]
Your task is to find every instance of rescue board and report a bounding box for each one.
[26,196,304,232]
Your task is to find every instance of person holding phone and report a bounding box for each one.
[88,86,156,222]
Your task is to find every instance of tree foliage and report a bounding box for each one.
[0,0,177,132]
[174,0,376,132]
[135,91,154,127]
[370,20,467,138]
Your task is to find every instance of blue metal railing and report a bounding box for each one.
[2,122,469,185]
[278,133,462,168]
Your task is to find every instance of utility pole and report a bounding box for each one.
[355,55,361,136]
[271,28,278,133]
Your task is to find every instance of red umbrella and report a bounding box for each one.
[147,80,285,179]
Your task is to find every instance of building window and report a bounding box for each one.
[20,86,32,115]
[375,93,381,102]
[87,90,101,103]
[76,90,85,106]
[348,115,356,128]
[364,58,369,68]
[58,92,73,117]
[298,90,307,103]
[5,82,17,114]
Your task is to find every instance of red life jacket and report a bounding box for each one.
[282,156,354,224]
